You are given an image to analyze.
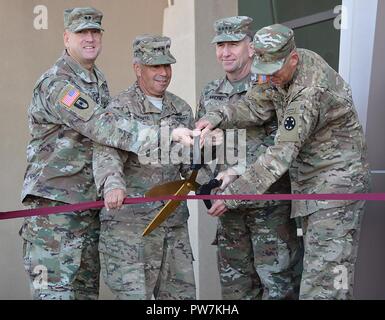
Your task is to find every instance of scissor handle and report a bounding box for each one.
[191,131,202,171]
[190,163,202,171]
[197,179,223,209]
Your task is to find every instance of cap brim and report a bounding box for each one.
[251,56,285,75]
[211,33,246,44]
[143,55,176,65]
[72,22,104,33]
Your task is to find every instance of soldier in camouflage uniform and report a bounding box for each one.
[196,24,370,299]
[20,8,193,300]
[92,35,196,300]
[197,17,302,300]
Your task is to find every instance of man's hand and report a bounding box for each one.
[204,128,224,147]
[216,167,239,191]
[195,118,215,131]
[171,127,194,146]
[104,189,125,210]
[207,199,228,217]
[195,119,215,146]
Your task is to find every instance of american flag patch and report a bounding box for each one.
[61,88,80,107]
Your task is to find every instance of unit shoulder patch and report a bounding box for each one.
[284,116,296,131]
[278,104,302,143]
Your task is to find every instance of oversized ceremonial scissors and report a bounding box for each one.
[142,134,221,236]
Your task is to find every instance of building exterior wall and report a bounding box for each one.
[163,0,237,300]
[0,0,167,299]
[348,0,385,299]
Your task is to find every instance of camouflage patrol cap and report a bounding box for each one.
[133,35,176,65]
[212,16,254,43]
[64,7,104,33]
[252,24,296,75]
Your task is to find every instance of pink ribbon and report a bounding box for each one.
[1,193,383,221]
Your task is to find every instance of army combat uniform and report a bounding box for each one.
[201,24,370,299]
[197,16,302,300]
[92,35,196,300]
[198,73,302,300]
[20,8,167,300]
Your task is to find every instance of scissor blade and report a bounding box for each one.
[142,181,193,236]
[142,170,201,236]
[145,180,200,197]
[142,198,183,236]
[145,180,185,197]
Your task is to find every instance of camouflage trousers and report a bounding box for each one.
[298,200,365,300]
[216,203,303,300]
[20,197,100,300]
[99,219,196,300]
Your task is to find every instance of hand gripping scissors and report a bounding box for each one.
[142,133,221,236]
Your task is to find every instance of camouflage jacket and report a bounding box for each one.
[93,82,193,226]
[22,51,167,204]
[202,49,370,217]
[197,73,290,209]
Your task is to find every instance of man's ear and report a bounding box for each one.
[133,63,141,78]
[248,41,255,58]
[289,51,299,68]
[63,31,69,48]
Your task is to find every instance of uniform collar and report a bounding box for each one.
[134,82,179,115]
[216,73,253,96]
[62,50,105,86]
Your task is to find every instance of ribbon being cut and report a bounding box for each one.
[1,134,383,235]
[2,192,385,232]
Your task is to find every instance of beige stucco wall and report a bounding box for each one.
[0,0,167,299]
[164,0,238,299]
